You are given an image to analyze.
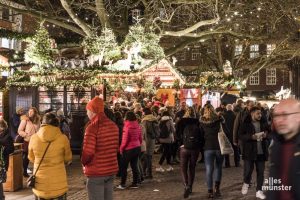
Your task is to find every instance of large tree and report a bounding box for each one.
[1,0,300,79]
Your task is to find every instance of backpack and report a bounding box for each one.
[159,120,171,139]
[147,121,160,139]
[183,124,202,149]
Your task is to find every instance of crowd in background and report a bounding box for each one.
[104,97,275,199]
[2,95,299,200]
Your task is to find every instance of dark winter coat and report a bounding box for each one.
[233,108,250,144]
[114,113,124,146]
[239,117,270,161]
[200,117,229,151]
[142,115,158,155]
[266,132,300,200]
[11,113,21,138]
[176,118,204,150]
[0,130,14,170]
[223,110,236,143]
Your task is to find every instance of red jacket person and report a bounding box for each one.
[81,96,119,200]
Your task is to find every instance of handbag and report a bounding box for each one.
[218,123,234,155]
[27,142,51,188]
[14,134,24,143]
[0,147,7,183]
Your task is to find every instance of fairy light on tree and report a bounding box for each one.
[24,24,53,66]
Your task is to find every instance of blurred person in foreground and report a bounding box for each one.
[81,97,119,200]
[28,113,72,200]
[0,119,14,200]
[266,99,300,200]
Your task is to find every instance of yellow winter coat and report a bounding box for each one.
[28,124,72,199]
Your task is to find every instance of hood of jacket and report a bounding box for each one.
[124,120,140,129]
[161,116,172,121]
[142,114,157,122]
[200,116,223,127]
[37,124,62,142]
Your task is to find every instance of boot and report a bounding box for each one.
[214,181,221,197]
[208,189,214,198]
[183,184,190,199]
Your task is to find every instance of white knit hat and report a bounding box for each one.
[56,109,64,117]
[16,106,23,113]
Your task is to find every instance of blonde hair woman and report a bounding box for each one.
[18,107,41,177]
[200,104,229,198]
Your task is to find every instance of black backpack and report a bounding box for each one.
[159,120,170,139]
[148,121,160,139]
[183,123,202,149]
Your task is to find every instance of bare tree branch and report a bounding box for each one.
[60,0,93,36]
[0,0,86,36]
[163,16,220,36]
[95,0,112,28]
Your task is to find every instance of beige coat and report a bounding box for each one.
[18,118,40,142]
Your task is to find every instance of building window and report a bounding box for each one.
[249,71,259,85]
[0,38,10,48]
[235,45,243,56]
[0,7,10,21]
[266,68,276,85]
[0,38,21,50]
[131,9,141,23]
[266,44,276,56]
[191,48,200,60]
[250,44,259,58]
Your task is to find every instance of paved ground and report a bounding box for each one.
[5,154,262,200]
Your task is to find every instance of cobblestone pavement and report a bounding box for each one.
[6,155,261,200]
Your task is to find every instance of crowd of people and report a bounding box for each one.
[82,96,300,200]
[0,95,299,200]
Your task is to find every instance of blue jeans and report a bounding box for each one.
[204,150,224,190]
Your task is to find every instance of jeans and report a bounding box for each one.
[171,141,180,161]
[23,151,29,175]
[180,147,200,188]
[159,143,172,165]
[204,150,224,190]
[117,153,122,177]
[86,176,113,200]
[121,147,141,185]
[143,154,153,177]
[243,159,265,191]
[138,152,144,181]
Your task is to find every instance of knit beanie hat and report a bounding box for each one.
[16,106,23,113]
[86,96,104,114]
